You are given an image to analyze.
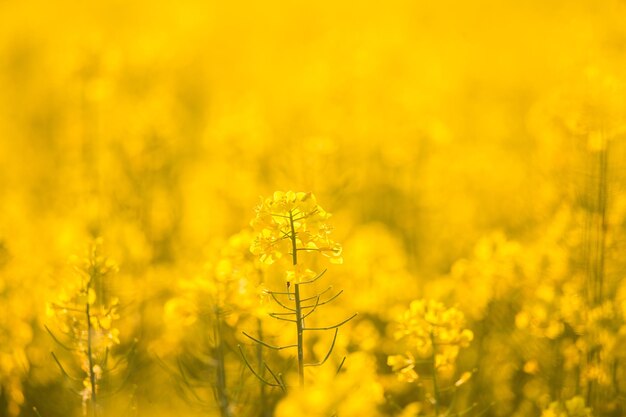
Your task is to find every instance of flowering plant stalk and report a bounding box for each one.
[388,299,475,416]
[157,230,274,417]
[46,239,122,417]
[240,191,355,388]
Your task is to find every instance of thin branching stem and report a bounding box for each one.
[303,313,357,331]
[295,269,327,285]
[266,290,295,296]
[50,352,81,381]
[44,325,78,352]
[242,332,297,350]
[301,286,332,301]
[301,290,344,309]
[302,295,321,319]
[49,303,84,313]
[430,330,440,417]
[446,402,479,417]
[269,313,298,323]
[336,357,346,374]
[264,363,286,392]
[237,345,282,388]
[304,329,338,367]
[85,280,98,417]
[269,293,296,311]
[256,318,269,417]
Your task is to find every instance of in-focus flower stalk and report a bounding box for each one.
[241,191,354,390]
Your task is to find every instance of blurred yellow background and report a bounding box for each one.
[1,0,626,416]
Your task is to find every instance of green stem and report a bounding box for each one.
[586,141,609,409]
[295,284,304,387]
[289,210,298,265]
[256,318,269,416]
[214,308,230,417]
[431,331,440,417]
[289,209,305,387]
[86,282,98,417]
[595,145,608,305]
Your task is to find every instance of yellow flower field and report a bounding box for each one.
[1,1,626,416]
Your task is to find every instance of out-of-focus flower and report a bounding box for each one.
[47,239,121,413]
[275,352,384,417]
[541,396,594,417]
[387,352,418,382]
[388,298,473,398]
[393,299,473,360]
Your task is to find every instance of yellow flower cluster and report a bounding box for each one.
[0,296,31,416]
[250,191,342,283]
[387,351,419,383]
[210,230,265,316]
[49,243,121,349]
[389,299,473,382]
[158,229,265,356]
[515,303,565,340]
[184,230,263,317]
[47,239,121,412]
[541,396,594,417]
[275,352,384,417]
[0,242,35,417]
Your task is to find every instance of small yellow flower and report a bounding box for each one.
[523,360,539,375]
[387,353,418,382]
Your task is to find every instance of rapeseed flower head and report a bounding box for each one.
[49,240,121,353]
[390,299,473,380]
[394,300,473,352]
[157,230,263,355]
[47,239,121,415]
[250,191,342,283]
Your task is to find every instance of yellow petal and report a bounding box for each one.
[88,289,96,305]
[455,371,473,387]
[100,315,112,330]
